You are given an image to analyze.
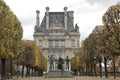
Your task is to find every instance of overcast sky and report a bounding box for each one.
[4,0,118,41]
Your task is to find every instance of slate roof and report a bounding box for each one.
[39,11,74,32]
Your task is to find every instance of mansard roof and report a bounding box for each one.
[39,11,75,32]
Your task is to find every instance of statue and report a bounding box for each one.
[75,24,79,32]
[48,55,54,71]
[55,58,58,70]
[65,56,69,70]
[58,57,64,71]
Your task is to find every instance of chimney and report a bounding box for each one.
[34,10,40,32]
[46,7,49,29]
[36,10,40,27]
[64,7,68,31]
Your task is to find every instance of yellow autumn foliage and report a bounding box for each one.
[0,0,23,59]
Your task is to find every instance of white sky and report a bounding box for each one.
[4,0,117,41]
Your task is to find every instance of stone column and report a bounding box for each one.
[64,7,67,31]
[65,36,70,48]
[59,40,61,48]
[44,38,47,48]
[53,40,54,48]
[69,62,71,71]
[64,61,66,71]
[54,61,55,71]
[47,61,49,72]
[46,7,49,29]
[58,40,60,48]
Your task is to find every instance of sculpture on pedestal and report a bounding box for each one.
[58,57,64,71]
[48,55,70,71]
[48,55,54,71]
[65,56,69,70]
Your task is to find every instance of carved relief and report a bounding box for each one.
[50,20,63,29]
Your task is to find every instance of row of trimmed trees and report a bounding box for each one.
[0,1,47,80]
[18,40,47,78]
[71,3,120,78]
[0,0,23,80]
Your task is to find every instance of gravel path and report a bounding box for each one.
[13,76,120,80]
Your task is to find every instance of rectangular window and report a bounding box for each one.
[48,40,53,48]
[55,40,59,48]
[61,40,65,48]
[49,50,52,56]
[39,40,42,47]
[77,40,79,47]
[71,39,75,48]
[55,51,58,59]
[61,51,64,58]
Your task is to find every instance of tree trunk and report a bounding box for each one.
[26,66,28,77]
[38,70,39,76]
[28,67,30,77]
[31,67,34,76]
[86,61,88,76]
[99,58,102,78]
[16,60,19,78]
[88,60,90,76]
[40,69,43,76]
[93,60,97,77]
[113,54,116,79]
[1,58,6,80]
[34,68,36,76]
[10,59,12,78]
[22,65,24,78]
[90,59,93,76]
[104,57,108,78]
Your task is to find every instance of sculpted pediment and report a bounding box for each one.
[50,21,64,29]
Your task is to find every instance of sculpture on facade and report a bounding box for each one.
[48,55,54,71]
[65,56,69,70]
[74,24,79,32]
[58,57,64,71]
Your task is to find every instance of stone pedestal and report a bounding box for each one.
[44,71,73,78]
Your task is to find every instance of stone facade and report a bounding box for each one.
[33,7,80,72]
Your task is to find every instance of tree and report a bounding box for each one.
[102,3,120,79]
[0,1,23,80]
[92,25,103,78]
[82,26,105,77]
[83,33,98,77]
[21,40,36,77]
[76,48,86,76]
[19,40,47,77]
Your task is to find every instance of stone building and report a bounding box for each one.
[33,7,80,71]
